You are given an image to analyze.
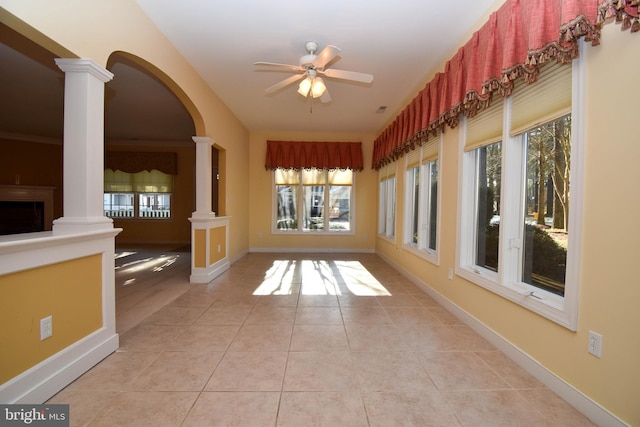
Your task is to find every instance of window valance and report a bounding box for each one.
[265,140,364,171]
[372,0,639,170]
[105,151,178,175]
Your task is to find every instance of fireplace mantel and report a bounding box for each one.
[0,185,55,232]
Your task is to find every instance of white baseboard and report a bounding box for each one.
[0,329,119,404]
[190,258,230,283]
[378,252,629,427]
[230,249,249,265]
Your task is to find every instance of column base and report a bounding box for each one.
[189,215,229,284]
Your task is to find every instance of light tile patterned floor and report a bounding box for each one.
[48,251,596,426]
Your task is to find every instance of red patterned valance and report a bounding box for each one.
[265,141,364,171]
[105,151,178,175]
[372,0,639,170]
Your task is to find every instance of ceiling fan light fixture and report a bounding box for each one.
[297,77,312,97]
[310,77,326,98]
[257,42,371,103]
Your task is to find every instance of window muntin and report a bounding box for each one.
[458,58,582,330]
[104,169,172,219]
[274,168,354,233]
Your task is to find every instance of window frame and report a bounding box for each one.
[403,135,441,264]
[378,162,397,241]
[103,169,173,220]
[457,52,585,331]
[271,168,356,235]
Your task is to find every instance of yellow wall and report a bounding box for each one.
[209,226,226,264]
[193,229,206,268]
[0,255,103,383]
[248,132,377,251]
[375,23,640,426]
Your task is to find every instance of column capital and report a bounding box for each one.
[55,58,114,83]
[192,136,214,145]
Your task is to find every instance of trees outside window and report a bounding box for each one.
[458,59,583,330]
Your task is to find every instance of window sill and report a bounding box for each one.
[402,244,438,265]
[377,234,396,244]
[457,265,574,331]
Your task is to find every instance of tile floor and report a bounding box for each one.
[48,250,596,426]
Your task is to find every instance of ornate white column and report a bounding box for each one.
[189,136,229,283]
[53,58,114,233]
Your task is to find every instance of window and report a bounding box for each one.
[403,132,440,260]
[458,58,584,330]
[104,169,172,219]
[378,162,396,238]
[274,168,354,233]
[519,116,571,296]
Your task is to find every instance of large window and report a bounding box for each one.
[378,162,396,238]
[459,58,584,330]
[104,169,172,219]
[403,132,440,261]
[274,168,353,233]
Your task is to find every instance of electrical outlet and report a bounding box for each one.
[588,330,602,358]
[40,316,52,341]
[448,268,453,280]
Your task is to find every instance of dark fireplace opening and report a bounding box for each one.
[0,201,45,235]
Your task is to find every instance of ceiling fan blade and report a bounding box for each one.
[321,68,374,84]
[312,45,341,69]
[254,62,304,72]
[264,73,305,94]
[320,88,332,103]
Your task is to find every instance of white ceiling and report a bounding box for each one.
[0,1,498,143]
[135,0,497,134]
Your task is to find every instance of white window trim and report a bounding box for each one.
[271,169,356,235]
[402,138,441,265]
[456,46,585,331]
[378,172,397,242]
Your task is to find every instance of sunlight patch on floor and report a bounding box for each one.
[114,251,136,260]
[115,253,181,277]
[254,259,390,296]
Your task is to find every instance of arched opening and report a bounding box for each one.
[105,52,197,246]
[104,52,210,332]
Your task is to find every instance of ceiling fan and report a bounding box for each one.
[254,41,374,103]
